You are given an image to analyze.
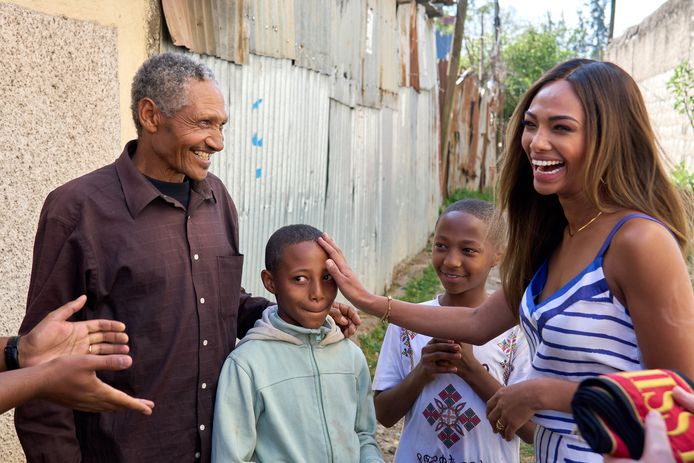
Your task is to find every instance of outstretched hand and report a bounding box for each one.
[40,354,155,415]
[318,234,372,310]
[20,295,130,368]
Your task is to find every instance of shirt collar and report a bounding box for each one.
[115,140,216,218]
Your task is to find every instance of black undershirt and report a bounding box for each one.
[146,176,191,208]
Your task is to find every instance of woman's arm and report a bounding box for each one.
[607,219,694,378]
[319,236,517,344]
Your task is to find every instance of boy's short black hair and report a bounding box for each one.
[265,224,323,272]
[438,199,505,246]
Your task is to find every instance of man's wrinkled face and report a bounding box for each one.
[148,79,228,182]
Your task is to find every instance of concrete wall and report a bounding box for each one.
[0,1,157,459]
[605,0,694,168]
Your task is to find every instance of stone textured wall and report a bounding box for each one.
[605,0,694,168]
[0,2,123,460]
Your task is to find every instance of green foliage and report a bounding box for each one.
[520,442,535,462]
[401,265,443,303]
[358,322,387,377]
[667,60,694,130]
[672,161,694,192]
[442,187,496,215]
[501,26,574,119]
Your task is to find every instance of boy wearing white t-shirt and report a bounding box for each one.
[373,199,535,463]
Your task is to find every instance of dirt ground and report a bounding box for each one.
[353,247,508,462]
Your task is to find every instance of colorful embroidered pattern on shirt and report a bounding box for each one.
[422,384,481,448]
[497,329,518,384]
[400,327,417,370]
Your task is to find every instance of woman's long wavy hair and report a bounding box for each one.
[498,59,691,315]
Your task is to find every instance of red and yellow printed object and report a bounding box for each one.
[571,369,694,462]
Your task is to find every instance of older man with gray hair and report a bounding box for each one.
[14,52,273,463]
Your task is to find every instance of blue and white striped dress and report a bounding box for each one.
[520,214,657,462]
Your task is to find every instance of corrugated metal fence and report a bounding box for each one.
[163,0,441,298]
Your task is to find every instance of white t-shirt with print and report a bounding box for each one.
[373,297,531,463]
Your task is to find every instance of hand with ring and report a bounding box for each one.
[487,380,540,441]
[19,295,130,367]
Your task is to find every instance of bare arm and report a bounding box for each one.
[319,235,516,344]
[607,219,694,378]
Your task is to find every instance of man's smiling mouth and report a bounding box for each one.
[193,150,211,161]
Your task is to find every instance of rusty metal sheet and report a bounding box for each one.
[162,0,247,64]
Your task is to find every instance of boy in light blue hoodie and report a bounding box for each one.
[211,224,383,463]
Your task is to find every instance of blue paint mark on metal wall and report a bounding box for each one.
[251,133,264,147]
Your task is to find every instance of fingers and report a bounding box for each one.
[639,410,675,462]
[44,295,88,321]
[86,354,134,371]
[88,331,129,346]
[83,383,155,415]
[325,259,344,281]
[673,386,694,412]
[331,303,362,327]
[337,303,362,326]
[85,318,127,334]
[318,234,344,259]
[422,342,460,360]
[87,343,130,355]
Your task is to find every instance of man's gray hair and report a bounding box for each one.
[130,52,216,133]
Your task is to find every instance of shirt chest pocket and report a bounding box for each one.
[217,254,244,320]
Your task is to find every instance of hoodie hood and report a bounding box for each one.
[238,305,344,348]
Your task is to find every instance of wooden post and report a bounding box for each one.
[439,0,468,201]
[608,0,616,40]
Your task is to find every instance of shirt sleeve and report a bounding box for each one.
[15,196,88,462]
[237,290,272,338]
[371,323,406,392]
[507,327,532,386]
[212,356,258,463]
[354,353,385,463]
